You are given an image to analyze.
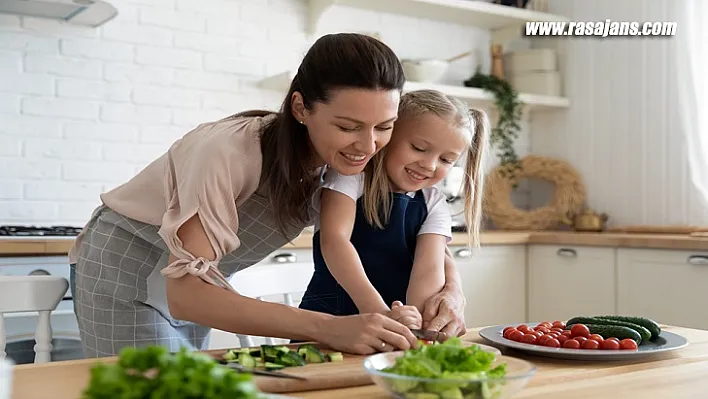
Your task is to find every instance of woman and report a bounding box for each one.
[69,33,467,358]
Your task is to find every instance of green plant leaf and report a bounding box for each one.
[464,71,523,182]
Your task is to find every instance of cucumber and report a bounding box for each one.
[264,362,286,371]
[594,316,661,340]
[582,324,643,344]
[278,351,307,367]
[566,317,651,343]
[238,353,257,368]
[297,344,326,363]
[222,349,238,362]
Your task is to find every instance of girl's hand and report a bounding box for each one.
[317,313,419,355]
[388,300,423,329]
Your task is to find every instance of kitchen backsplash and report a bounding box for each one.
[0,0,532,226]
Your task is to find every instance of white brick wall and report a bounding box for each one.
[0,0,508,226]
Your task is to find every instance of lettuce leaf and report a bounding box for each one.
[382,338,508,398]
[81,346,266,399]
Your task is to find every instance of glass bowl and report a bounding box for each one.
[363,349,536,399]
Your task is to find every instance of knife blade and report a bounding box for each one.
[410,328,445,342]
[219,360,308,380]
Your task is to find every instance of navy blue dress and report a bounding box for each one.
[298,190,428,316]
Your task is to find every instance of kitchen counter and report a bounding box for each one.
[3,230,708,256]
[10,325,708,399]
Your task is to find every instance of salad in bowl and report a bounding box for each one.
[363,337,536,399]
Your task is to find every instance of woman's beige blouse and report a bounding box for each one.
[69,113,276,289]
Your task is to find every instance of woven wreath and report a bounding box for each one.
[483,155,587,230]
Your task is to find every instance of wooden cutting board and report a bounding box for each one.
[207,344,373,394]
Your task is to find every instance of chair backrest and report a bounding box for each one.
[0,276,69,363]
[209,261,314,349]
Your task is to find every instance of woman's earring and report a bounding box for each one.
[299,120,305,125]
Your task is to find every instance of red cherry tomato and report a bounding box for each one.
[544,338,561,348]
[537,335,553,346]
[570,324,591,338]
[561,330,573,337]
[588,334,604,343]
[601,339,620,350]
[521,334,538,344]
[518,326,534,334]
[535,327,551,334]
[574,336,588,344]
[503,328,517,339]
[557,335,570,345]
[550,327,564,333]
[552,320,566,329]
[516,324,528,330]
[581,339,600,350]
[605,337,620,344]
[503,326,516,334]
[508,330,524,342]
[537,322,552,329]
[620,339,639,350]
[562,339,581,349]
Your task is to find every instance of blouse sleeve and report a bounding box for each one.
[157,118,259,290]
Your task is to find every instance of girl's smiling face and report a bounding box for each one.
[384,112,469,193]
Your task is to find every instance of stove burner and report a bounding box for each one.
[0,225,83,236]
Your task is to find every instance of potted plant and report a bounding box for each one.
[464,69,523,180]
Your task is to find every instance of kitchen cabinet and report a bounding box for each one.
[208,248,314,350]
[211,244,529,348]
[617,248,708,330]
[454,244,527,327]
[528,245,616,322]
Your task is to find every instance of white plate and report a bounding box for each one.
[478,323,689,361]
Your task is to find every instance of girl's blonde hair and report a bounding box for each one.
[362,89,490,248]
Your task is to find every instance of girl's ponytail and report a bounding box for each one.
[462,108,491,249]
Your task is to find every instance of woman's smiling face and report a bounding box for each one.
[292,88,400,175]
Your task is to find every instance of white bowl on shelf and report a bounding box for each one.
[401,58,448,83]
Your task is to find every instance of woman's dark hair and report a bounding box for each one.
[258,33,405,235]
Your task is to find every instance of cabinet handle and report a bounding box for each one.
[454,248,472,258]
[556,248,577,258]
[687,255,708,265]
[272,253,297,263]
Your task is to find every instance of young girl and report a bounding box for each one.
[298,89,490,329]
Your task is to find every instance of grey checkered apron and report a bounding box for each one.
[72,191,311,358]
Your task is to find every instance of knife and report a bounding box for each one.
[410,328,446,342]
[219,360,308,380]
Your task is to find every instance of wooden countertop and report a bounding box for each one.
[10,325,708,399]
[2,230,708,257]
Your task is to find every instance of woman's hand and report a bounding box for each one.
[422,284,467,338]
[387,301,422,329]
[317,313,419,355]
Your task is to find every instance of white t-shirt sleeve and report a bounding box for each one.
[311,168,364,213]
[418,187,453,242]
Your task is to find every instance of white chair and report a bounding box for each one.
[209,259,314,349]
[0,276,69,363]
